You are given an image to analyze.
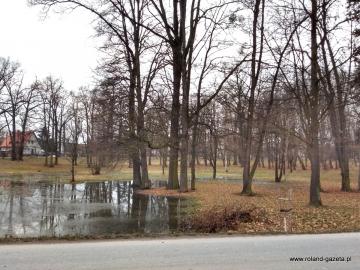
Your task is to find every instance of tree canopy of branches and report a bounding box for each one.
[1,0,351,206]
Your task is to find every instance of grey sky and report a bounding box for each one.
[0,0,99,90]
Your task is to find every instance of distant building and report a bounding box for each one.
[63,142,87,156]
[0,131,44,156]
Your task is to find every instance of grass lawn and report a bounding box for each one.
[0,156,359,186]
[0,157,133,181]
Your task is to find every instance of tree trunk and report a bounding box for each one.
[309,0,322,206]
[211,135,218,180]
[190,115,199,190]
[242,0,263,195]
[148,149,152,166]
[11,114,17,161]
[137,105,150,189]
[168,46,182,190]
[129,69,141,188]
[320,5,351,191]
[54,119,59,165]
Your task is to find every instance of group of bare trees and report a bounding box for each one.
[0,61,88,174]
[0,0,353,206]
[0,58,41,161]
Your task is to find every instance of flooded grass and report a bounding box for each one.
[1,175,359,241]
[0,180,191,239]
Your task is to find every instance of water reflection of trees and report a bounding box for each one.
[0,180,184,238]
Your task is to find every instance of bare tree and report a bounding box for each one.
[38,76,65,167]
[18,81,41,160]
[2,62,24,161]
[67,93,82,182]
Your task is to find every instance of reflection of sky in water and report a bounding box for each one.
[0,180,188,238]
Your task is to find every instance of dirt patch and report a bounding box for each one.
[180,207,265,233]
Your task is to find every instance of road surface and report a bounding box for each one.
[0,233,359,269]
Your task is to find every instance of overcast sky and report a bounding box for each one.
[0,0,99,90]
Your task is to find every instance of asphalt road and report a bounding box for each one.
[0,233,359,270]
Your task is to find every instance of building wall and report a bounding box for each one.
[23,134,43,155]
[0,132,44,156]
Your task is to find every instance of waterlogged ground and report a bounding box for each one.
[0,180,190,238]
[1,177,359,240]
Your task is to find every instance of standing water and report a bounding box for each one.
[0,180,189,238]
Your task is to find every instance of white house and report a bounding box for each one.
[0,131,44,156]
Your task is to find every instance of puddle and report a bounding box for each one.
[0,180,190,238]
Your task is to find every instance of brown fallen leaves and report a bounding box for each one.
[180,206,274,233]
[180,207,254,233]
[141,180,360,234]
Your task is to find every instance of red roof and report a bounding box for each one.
[0,131,33,148]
